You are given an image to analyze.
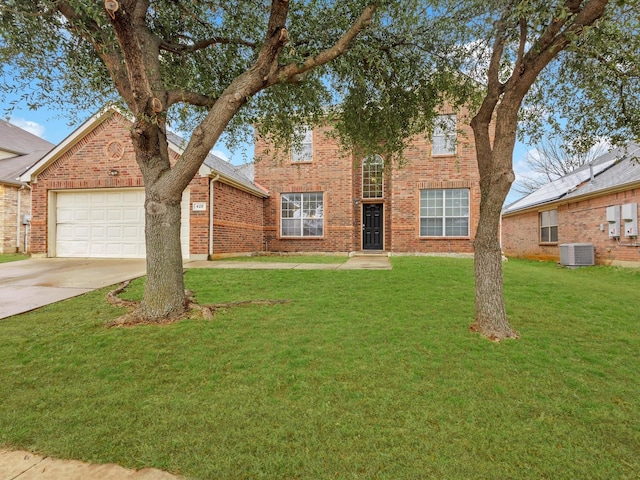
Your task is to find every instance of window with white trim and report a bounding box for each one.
[419,188,469,237]
[291,126,313,163]
[432,114,457,156]
[281,192,324,237]
[362,155,384,199]
[540,210,558,243]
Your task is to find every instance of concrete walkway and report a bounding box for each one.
[0,450,180,480]
[187,255,392,271]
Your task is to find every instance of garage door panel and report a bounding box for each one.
[89,243,107,256]
[59,241,91,257]
[56,208,75,223]
[122,225,142,239]
[90,209,106,221]
[122,207,141,222]
[56,224,75,238]
[56,189,190,259]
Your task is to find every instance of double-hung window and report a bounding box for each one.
[432,114,457,156]
[420,188,470,237]
[291,126,313,163]
[281,192,324,237]
[540,210,558,243]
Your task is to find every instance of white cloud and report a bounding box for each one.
[10,118,46,138]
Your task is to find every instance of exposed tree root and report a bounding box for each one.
[106,281,290,328]
[469,321,520,342]
[106,280,137,309]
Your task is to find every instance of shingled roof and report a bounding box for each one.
[0,119,54,185]
[503,142,640,215]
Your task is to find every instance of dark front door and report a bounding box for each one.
[363,203,383,250]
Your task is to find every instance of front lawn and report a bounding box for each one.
[0,253,29,263]
[1,257,638,479]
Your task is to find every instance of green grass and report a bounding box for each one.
[0,253,29,263]
[214,254,348,264]
[1,258,639,479]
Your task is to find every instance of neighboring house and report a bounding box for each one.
[19,107,267,259]
[0,120,54,253]
[502,142,640,267]
[254,111,481,254]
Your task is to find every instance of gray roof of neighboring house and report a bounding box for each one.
[166,131,265,196]
[503,142,640,215]
[235,162,254,182]
[0,119,54,185]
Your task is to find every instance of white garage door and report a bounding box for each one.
[55,188,190,258]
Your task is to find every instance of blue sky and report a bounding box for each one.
[2,99,248,167]
[2,95,530,204]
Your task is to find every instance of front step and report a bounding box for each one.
[350,251,389,257]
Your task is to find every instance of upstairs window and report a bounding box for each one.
[281,192,324,237]
[362,155,384,199]
[540,210,558,243]
[420,188,470,237]
[432,114,457,156]
[291,126,313,163]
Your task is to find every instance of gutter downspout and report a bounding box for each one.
[17,184,32,253]
[16,186,22,252]
[209,174,219,258]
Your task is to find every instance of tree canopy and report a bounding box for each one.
[1,0,638,335]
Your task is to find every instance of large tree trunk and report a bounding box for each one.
[138,191,187,320]
[129,123,191,322]
[471,158,518,340]
[470,100,520,341]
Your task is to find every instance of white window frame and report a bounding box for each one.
[419,188,470,237]
[432,114,457,156]
[540,209,558,243]
[291,126,313,163]
[362,155,384,199]
[280,192,324,238]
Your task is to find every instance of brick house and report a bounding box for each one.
[502,142,640,267]
[0,120,53,253]
[19,107,267,259]
[254,111,481,254]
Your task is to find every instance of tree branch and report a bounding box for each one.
[516,17,527,72]
[268,2,379,85]
[55,1,134,105]
[159,36,257,54]
[166,90,217,108]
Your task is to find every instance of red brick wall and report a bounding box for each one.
[255,125,357,253]
[254,111,481,254]
[502,188,640,266]
[28,112,258,258]
[212,181,264,255]
[388,115,480,254]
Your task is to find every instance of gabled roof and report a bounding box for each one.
[167,132,267,198]
[503,142,640,215]
[0,119,54,185]
[20,106,268,197]
[19,107,115,183]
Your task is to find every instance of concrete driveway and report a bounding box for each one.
[0,255,391,320]
[0,258,147,320]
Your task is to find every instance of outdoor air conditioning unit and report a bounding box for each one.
[559,243,595,267]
